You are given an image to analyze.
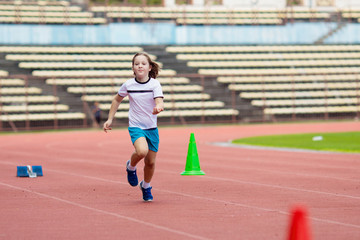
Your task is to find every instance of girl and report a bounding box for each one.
[103,52,164,202]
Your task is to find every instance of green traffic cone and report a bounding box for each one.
[181,133,205,175]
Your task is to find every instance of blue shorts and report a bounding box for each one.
[128,127,159,152]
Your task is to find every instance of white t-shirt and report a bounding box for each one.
[118,77,163,129]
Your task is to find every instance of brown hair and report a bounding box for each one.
[132,52,160,79]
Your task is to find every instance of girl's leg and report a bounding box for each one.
[143,150,157,183]
[130,137,148,167]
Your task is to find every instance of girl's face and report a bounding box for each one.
[132,55,152,81]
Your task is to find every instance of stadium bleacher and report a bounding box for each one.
[0,76,85,127]
[166,44,360,120]
[0,0,106,24]
[0,43,238,129]
[0,0,359,130]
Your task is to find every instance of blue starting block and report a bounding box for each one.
[17,166,28,177]
[17,165,43,177]
[32,166,43,176]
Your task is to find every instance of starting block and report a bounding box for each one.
[17,165,43,177]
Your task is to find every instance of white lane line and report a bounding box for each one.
[46,169,360,230]
[198,174,360,200]
[212,142,360,155]
[1,146,359,184]
[3,167,360,231]
[1,152,359,200]
[0,181,210,240]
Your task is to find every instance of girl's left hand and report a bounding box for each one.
[152,106,164,115]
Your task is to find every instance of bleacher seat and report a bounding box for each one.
[166,44,360,118]
[0,45,143,53]
[0,112,85,121]
[0,70,9,77]
[32,69,177,77]
[6,54,151,62]
[45,77,190,86]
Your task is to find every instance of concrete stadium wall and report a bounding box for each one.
[0,22,339,45]
[325,23,360,43]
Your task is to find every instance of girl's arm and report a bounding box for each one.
[153,97,164,115]
[103,94,124,132]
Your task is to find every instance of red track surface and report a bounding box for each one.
[0,121,359,240]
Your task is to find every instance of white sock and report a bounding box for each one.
[142,180,151,189]
[127,161,136,171]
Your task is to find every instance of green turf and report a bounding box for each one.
[232,132,360,153]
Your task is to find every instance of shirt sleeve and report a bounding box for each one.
[118,81,128,97]
[153,80,164,99]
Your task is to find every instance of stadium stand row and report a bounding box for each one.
[90,6,351,25]
[0,1,360,26]
[0,1,106,24]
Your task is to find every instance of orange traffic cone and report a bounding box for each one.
[288,205,312,240]
[181,133,205,175]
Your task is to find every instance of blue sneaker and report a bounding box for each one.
[139,181,153,202]
[126,160,138,187]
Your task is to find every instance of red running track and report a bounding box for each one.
[0,121,359,240]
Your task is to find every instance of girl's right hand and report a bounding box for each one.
[103,120,112,133]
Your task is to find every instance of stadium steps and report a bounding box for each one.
[0,53,31,75]
[25,77,86,114]
[314,20,347,44]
